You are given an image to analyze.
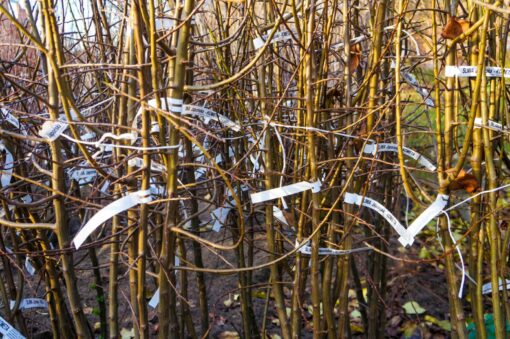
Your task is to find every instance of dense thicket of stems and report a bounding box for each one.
[0,0,509,338]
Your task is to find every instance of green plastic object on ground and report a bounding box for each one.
[467,314,510,339]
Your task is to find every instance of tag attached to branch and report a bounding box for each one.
[39,120,69,141]
[398,194,449,246]
[0,108,24,134]
[345,193,449,247]
[296,241,361,256]
[474,117,505,132]
[73,190,152,249]
[445,65,510,78]
[0,142,14,188]
[250,180,321,204]
[182,105,241,131]
[127,157,166,173]
[273,206,289,226]
[253,30,294,49]
[482,279,510,295]
[70,168,97,185]
[148,256,180,309]
[10,298,48,311]
[363,143,436,171]
[210,207,232,232]
[148,289,160,309]
[344,193,413,246]
[402,72,435,107]
[25,257,36,276]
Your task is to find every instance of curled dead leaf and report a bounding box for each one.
[458,19,471,33]
[441,17,469,40]
[348,44,362,74]
[447,169,480,193]
[353,121,368,153]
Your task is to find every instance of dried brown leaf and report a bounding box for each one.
[447,169,480,193]
[441,17,463,40]
[348,44,362,74]
[458,19,471,33]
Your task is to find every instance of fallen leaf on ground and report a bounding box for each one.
[350,323,364,333]
[401,321,418,338]
[424,314,452,331]
[120,328,135,339]
[223,294,234,308]
[402,301,426,315]
[252,290,267,299]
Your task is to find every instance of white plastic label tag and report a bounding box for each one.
[71,168,97,184]
[398,194,449,246]
[250,180,321,204]
[344,193,413,246]
[21,195,32,204]
[445,65,510,78]
[402,72,435,107]
[149,182,165,196]
[210,207,232,232]
[482,279,510,295]
[0,108,21,131]
[25,257,35,276]
[345,193,449,247]
[95,132,137,147]
[195,167,207,180]
[39,120,68,141]
[100,180,110,193]
[474,117,505,132]
[273,206,289,226]
[182,105,241,131]
[80,132,96,141]
[296,241,361,256]
[148,288,160,309]
[73,190,152,249]
[253,30,294,49]
[10,298,48,311]
[0,315,25,339]
[0,143,13,188]
[363,143,436,171]
[148,256,180,309]
[127,157,166,173]
[150,121,160,134]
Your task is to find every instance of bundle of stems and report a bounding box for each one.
[0,0,509,338]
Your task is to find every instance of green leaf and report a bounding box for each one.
[120,328,135,339]
[424,315,451,331]
[418,247,430,259]
[350,310,362,319]
[223,295,233,308]
[92,307,100,316]
[402,301,426,315]
[252,290,267,299]
[402,322,417,338]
